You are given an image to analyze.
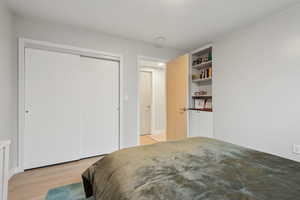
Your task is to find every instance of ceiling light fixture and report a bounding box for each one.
[154,36,166,48]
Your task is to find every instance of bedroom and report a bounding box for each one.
[0,0,300,200]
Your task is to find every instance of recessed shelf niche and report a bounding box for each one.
[190,46,213,112]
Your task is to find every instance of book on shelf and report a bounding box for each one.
[192,52,211,66]
[192,67,212,81]
[195,99,206,109]
[205,99,212,109]
[194,98,212,110]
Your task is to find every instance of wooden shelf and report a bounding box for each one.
[192,78,212,83]
[192,60,212,70]
[192,96,212,99]
[189,108,213,112]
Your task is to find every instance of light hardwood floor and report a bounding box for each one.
[149,133,166,142]
[8,156,101,200]
[8,135,160,200]
[140,135,158,145]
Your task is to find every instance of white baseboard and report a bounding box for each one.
[8,167,23,180]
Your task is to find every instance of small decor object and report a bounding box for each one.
[205,99,212,109]
[194,92,199,96]
[208,67,212,78]
[196,57,202,65]
[208,51,212,61]
[192,53,211,67]
[192,74,200,80]
[206,68,209,78]
[199,90,207,96]
[194,90,207,97]
[200,69,206,79]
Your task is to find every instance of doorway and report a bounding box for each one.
[140,70,153,136]
[138,57,167,145]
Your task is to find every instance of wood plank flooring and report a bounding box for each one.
[140,135,158,145]
[8,135,160,200]
[8,156,101,200]
[149,133,166,142]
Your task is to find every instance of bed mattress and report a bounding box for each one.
[82,137,300,200]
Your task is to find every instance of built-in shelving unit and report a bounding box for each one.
[188,45,213,138]
[189,46,213,112]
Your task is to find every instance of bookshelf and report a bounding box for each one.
[190,46,213,112]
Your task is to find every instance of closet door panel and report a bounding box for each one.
[80,57,119,158]
[24,48,81,169]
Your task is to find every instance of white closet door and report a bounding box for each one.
[24,48,81,169]
[80,56,119,158]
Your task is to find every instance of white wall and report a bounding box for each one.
[214,4,300,162]
[0,2,16,169]
[12,16,182,169]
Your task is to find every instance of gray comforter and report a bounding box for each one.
[82,137,300,200]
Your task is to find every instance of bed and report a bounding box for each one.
[82,137,300,200]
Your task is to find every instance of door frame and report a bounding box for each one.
[137,56,167,145]
[18,38,124,172]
